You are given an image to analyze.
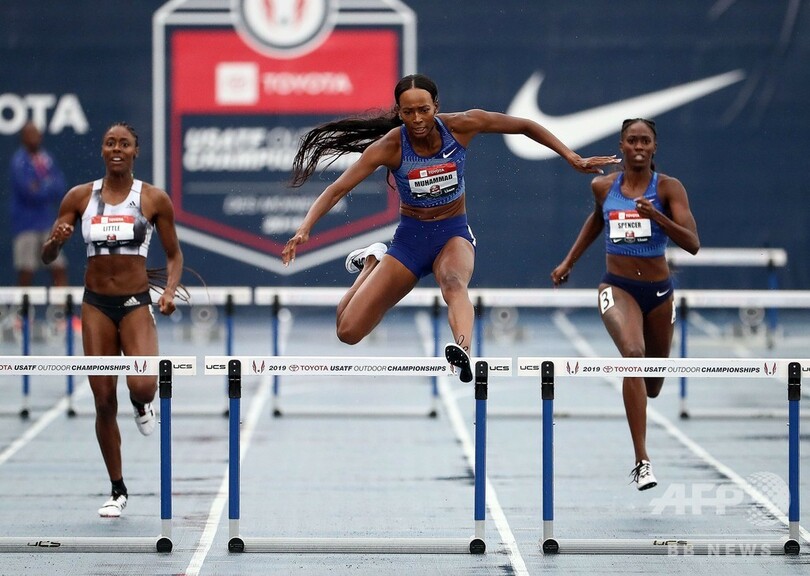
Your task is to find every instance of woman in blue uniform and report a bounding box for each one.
[42,122,184,517]
[282,74,619,382]
[550,118,700,490]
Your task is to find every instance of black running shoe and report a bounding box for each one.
[444,343,473,383]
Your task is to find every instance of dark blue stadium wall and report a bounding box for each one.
[2,1,808,290]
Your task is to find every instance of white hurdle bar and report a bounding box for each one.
[519,357,803,555]
[0,356,196,553]
[205,355,512,554]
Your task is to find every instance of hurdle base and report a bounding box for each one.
[542,537,796,555]
[0,536,171,553]
[678,408,808,420]
[228,536,245,553]
[237,536,481,554]
[270,406,438,419]
[156,536,173,553]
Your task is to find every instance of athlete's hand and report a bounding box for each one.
[49,223,74,245]
[571,155,621,174]
[282,230,310,266]
[633,196,654,217]
[158,292,176,316]
[551,262,572,286]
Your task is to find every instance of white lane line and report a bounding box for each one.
[553,310,809,544]
[184,376,271,576]
[0,381,91,467]
[415,313,529,575]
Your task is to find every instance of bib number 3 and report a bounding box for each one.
[599,286,615,315]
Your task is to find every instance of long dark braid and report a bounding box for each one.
[289,74,440,187]
[146,267,194,303]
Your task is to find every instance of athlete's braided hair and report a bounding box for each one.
[289,74,439,187]
[106,121,139,148]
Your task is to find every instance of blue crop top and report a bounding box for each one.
[602,172,667,257]
[391,117,466,208]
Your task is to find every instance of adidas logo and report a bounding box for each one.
[123,296,140,307]
[127,200,137,208]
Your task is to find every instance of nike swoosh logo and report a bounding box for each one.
[656,289,671,297]
[504,70,745,160]
[442,148,457,158]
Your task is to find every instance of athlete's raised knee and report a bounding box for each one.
[336,320,365,345]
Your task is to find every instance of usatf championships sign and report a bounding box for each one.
[153,0,416,274]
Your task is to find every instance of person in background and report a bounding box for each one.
[42,122,184,517]
[10,121,68,286]
[283,73,619,382]
[550,118,700,490]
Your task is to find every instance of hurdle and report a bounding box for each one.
[204,354,512,553]
[0,288,48,419]
[465,287,810,420]
[0,355,194,553]
[519,356,803,555]
[254,287,448,418]
[667,247,787,345]
[676,289,810,419]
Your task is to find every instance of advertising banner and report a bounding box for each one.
[154,0,416,274]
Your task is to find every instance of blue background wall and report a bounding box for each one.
[2,1,808,290]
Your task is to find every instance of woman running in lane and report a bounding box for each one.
[42,122,184,517]
[551,118,700,490]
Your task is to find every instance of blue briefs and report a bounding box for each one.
[387,214,476,279]
[601,272,674,315]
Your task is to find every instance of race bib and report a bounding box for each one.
[89,215,137,246]
[408,162,459,200]
[608,210,652,244]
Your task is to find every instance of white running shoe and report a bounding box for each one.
[132,400,156,436]
[444,343,473,383]
[98,493,127,518]
[345,242,387,274]
[630,460,657,491]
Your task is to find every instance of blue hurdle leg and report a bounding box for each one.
[471,361,488,554]
[158,359,173,552]
[541,361,557,553]
[228,360,244,552]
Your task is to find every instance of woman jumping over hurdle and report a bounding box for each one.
[41,122,184,517]
[282,73,619,381]
[550,118,700,490]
